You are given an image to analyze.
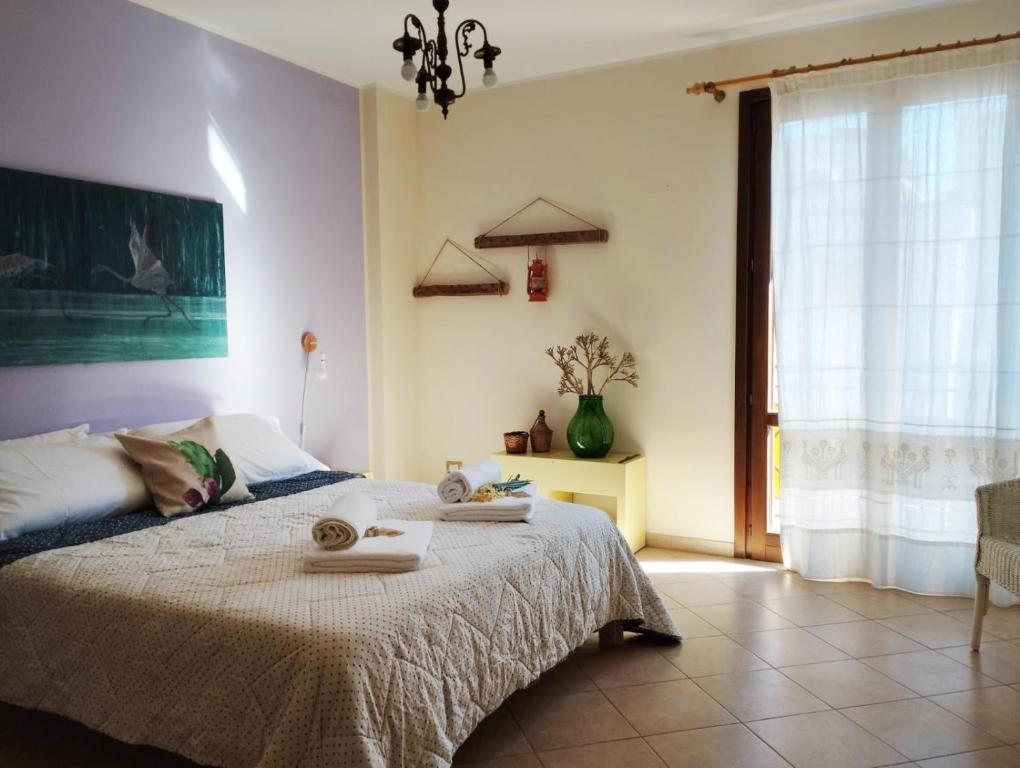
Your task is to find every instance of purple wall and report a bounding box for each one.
[0,0,368,469]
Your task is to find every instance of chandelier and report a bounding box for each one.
[393,0,501,119]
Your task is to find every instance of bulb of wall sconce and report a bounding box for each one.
[400,59,417,82]
[415,93,431,112]
[482,67,498,87]
[316,352,329,381]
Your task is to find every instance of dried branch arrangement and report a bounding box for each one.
[545,332,639,396]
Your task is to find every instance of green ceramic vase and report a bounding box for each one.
[566,395,614,458]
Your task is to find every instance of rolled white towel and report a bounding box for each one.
[437,459,501,503]
[311,492,377,550]
[303,519,433,573]
[440,484,538,522]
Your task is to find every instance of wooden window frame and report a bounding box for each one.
[734,87,780,562]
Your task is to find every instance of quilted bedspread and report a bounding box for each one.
[0,478,678,768]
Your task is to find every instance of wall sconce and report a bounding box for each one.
[300,331,328,447]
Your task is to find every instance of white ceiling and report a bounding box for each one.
[129,0,960,90]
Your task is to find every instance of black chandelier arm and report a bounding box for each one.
[423,40,438,94]
[456,18,490,53]
[401,14,433,79]
[451,19,489,98]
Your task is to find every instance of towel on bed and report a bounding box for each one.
[440,485,538,522]
[311,492,377,550]
[302,519,433,573]
[437,459,501,503]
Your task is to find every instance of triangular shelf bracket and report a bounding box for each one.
[412,239,509,298]
[474,197,609,249]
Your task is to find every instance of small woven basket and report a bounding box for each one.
[503,431,529,454]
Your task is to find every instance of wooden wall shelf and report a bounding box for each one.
[412,281,509,298]
[474,229,609,249]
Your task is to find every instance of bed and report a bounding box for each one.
[0,470,678,768]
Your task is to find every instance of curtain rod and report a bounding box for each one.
[686,31,1020,102]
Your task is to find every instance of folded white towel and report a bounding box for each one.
[437,459,501,503]
[440,485,538,523]
[311,492,377,550]
[302,519,433,573]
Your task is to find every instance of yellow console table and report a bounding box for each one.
[491,450,646,552]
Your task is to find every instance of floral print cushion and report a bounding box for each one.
[116,417,252,517]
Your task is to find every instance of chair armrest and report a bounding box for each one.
[975,479,1020,544]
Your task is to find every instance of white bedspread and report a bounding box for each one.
[0,478,678,768]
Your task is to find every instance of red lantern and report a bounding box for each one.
[527,254,549,302]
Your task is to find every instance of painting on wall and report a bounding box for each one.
[0,167,226,366]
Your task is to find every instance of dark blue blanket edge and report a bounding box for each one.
[0,470,360,569]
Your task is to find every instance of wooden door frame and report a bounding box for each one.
[734,87,779,562]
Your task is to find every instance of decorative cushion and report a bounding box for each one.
[116,418,253,517]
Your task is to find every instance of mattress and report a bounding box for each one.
[0,477,679,767]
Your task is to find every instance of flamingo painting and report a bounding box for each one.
[91,220,197,329]
[0,253,68,318]
[1,165,226,367]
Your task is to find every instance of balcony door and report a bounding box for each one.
[734,88,781,563]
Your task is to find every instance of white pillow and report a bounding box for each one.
[0,435,151,541]
[0,423,90,447]
[130,414,327,484]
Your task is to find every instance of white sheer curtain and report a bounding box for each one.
[771,40,1020,600]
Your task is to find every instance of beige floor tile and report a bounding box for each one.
[946,607,1020,640]
[646,569,719,586]
[808,621,926,658]
[636,547,687,561]
[655,590,683,609]
[514,659,597,701]
[798,579,875,596]
[694,669,829,721]
[691,602,795,634]
[828,591,933,620]
[667,607,723,638]
[916,746,1020,767]
[930,686,1020,744]
[536,738,668,768]
[455,709,534,764]
[730,628,849,668]
[748,710,906,768]
[715,572,816,601]
[860,651,1000,696]
[657,581,744,607]
[910,595,976,613]
[657,635,770,678]
[574,645,686,689]
[509,690,637,752]
[764,595,866,626]
[645,723,791,768]
[455,754,543,768]
[780,660,916,707]
[880,614,998,649]
[939,641,1020,685]
[842,698,1001,760]
[604,679,736,736]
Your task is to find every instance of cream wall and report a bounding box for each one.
[365,0,1020,549]
[361,87,422,481]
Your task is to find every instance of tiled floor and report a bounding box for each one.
[453,548,1020,768]
[2,548,1018,767]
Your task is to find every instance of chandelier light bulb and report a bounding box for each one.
[400,59,417,82]
[415,92,431,112]
[482,67,498,87]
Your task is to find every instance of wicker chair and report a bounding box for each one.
[972,479,1020,650]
